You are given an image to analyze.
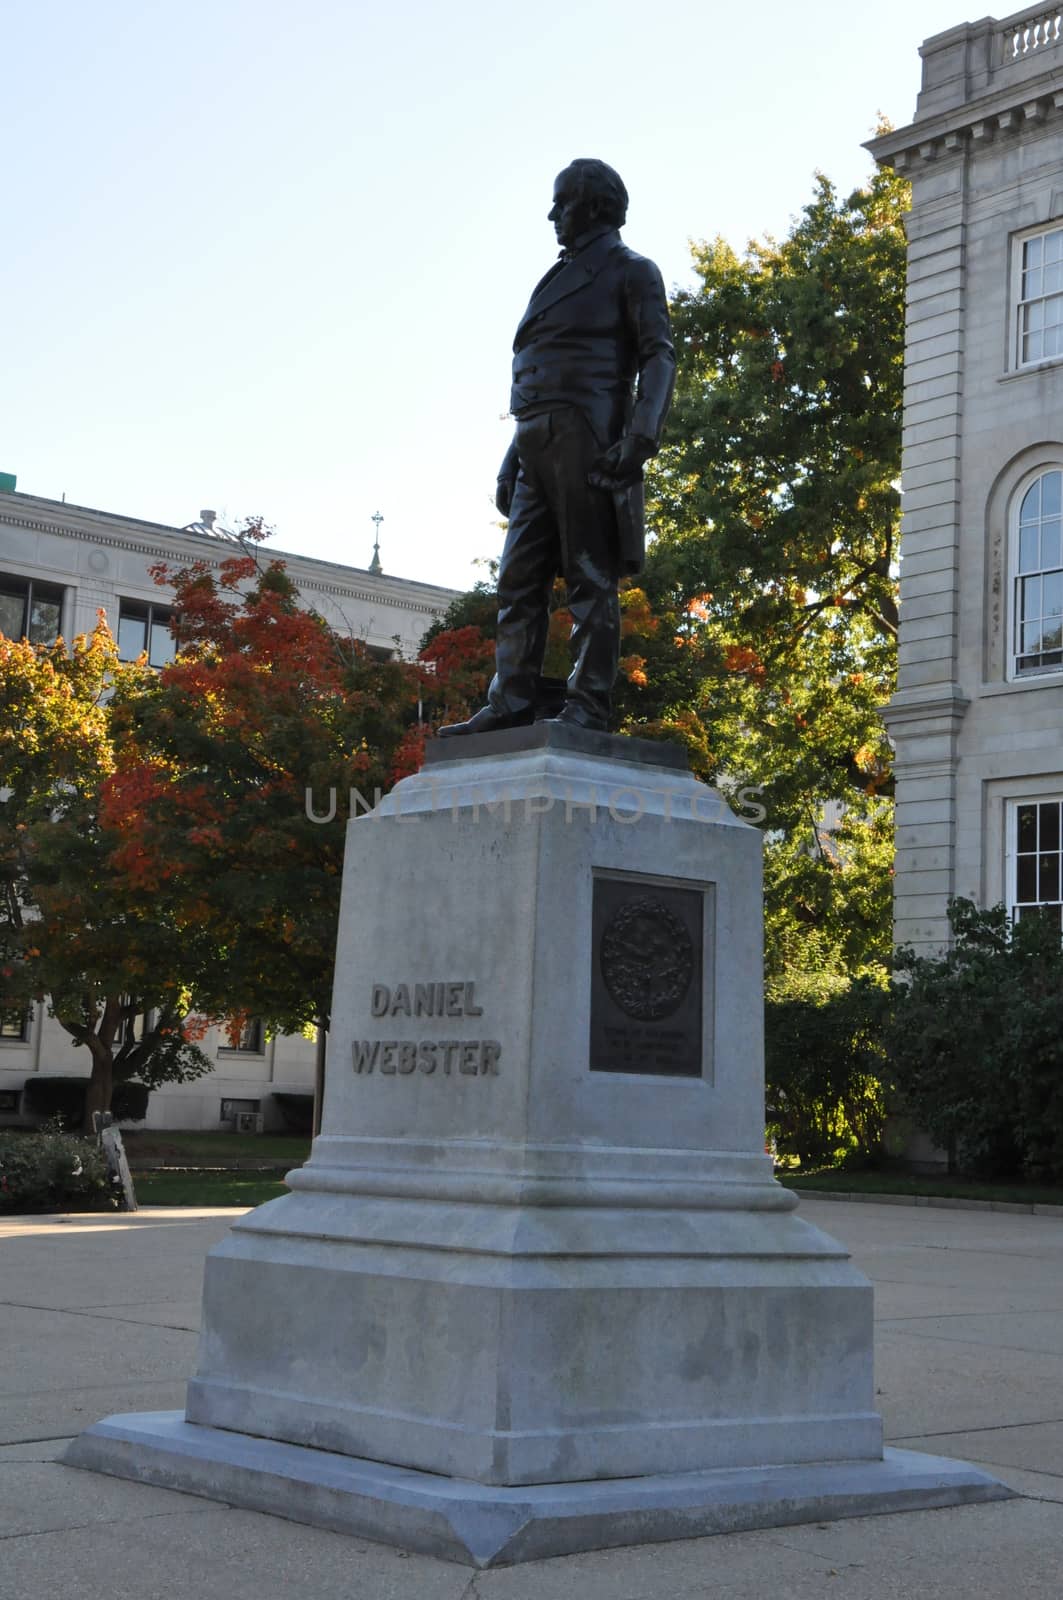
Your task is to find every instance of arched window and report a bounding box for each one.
[1012,468,1063,674]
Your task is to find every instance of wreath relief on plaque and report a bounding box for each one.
[599,897,694,1021]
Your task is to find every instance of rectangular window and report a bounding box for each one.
[117,600,176,668]
[1011,800,1063,929]
[0,574,64,646]
[1017,226,1063,366]
[0,1009,31,1042]
[220,1018,265,1054]
[219,1097,262,1123]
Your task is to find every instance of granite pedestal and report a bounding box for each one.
[66,726,1010,1564]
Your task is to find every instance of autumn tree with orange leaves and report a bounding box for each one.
[0,623,213,1129]
[102,552,419,1054]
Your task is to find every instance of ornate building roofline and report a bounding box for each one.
[866,9,1063,172]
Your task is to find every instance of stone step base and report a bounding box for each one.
[65,1411,1012,1569]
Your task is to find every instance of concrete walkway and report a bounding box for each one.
[2,1199,1062,1599]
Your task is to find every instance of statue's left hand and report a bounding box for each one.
[587,433,655,491]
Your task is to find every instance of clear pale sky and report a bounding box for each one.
[2,0,967,591]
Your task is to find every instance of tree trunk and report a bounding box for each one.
[82,1047,114,1134]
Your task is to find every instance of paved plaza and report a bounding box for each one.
[2,1197,1062,1599]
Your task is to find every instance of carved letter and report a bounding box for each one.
[390,984,411,1017]
[379,1042,398,1074]
[459,1042,479,1074]
[441,1041,462,1075]
[464,982,483,1017]
[371,985,390,1017]
[446,983,463,1017]
[480,1040,501,1075]
[414,983,434,1017]
[351,1040,380,1074]
[398,1042,417,1073]
[417,1041,438,1074]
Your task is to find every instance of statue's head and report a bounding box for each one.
[549,159,629,248]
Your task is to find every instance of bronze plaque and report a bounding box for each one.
[590,876,705,1077]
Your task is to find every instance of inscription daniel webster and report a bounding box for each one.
[351,981,500,1077]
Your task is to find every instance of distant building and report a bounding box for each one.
[869,12,1063,954]
[0,486,459,1130]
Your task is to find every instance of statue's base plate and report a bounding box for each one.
[65,1412,1011,1569]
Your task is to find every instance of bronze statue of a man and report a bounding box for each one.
[439,159,675,737]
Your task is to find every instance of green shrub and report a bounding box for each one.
[22,1076,150,1125]
[765,978,892,1169]
[891,899,1063,1181]
[0,1124,115,1213]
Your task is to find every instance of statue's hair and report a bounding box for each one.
[561,159,628,228]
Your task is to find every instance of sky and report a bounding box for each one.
[1,0,969,592]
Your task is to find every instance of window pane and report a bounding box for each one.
[1026,236,1044,269]
[1021,576,1042,621]
[117,614,147,660]
[0,590,25,639]
[1024,265,1044,301]
[1019,526,1039,571]
[1043,472,1063,517]
[1027,297,1046,331]
[1040,803,1061,852]
[1046,322,1063,359]
[149,619,175,668]
[1039,855,1060,902]
[1047,263,1063,296]
[1017,854,1038,901]
[1023,328,1042,362]
[1023,621,1045,654]
[1043,521,1062,569]
[1044,572,1063,616]
[1046,229,1063,262]
[1021,480,1042,523]
[1018,804,1038,850]
[28,596,61,645]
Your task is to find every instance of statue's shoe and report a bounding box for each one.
[435,705,535,739]
[549,702,609,733]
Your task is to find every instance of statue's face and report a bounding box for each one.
[548,169,597,249]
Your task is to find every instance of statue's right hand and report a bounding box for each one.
[495,477,515,517]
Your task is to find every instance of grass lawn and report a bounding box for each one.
[132,1171,290,1207]
[784,1168,1063,1208]
[123,1131,311,1165]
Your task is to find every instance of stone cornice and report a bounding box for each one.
[879,686,971,735]
[0,493,458,618]
[866,10,1063,174]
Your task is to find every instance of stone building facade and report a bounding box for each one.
[0,487,458,1130]
[870,10,1063,954]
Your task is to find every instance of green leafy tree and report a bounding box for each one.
[0,624,212,1129]
[636,159,909,991]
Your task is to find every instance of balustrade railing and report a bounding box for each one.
[1002,8,1063,60]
